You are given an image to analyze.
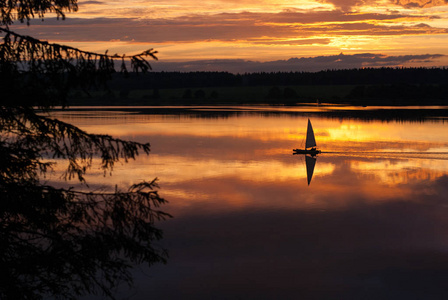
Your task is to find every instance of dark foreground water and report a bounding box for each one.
[50,106,448,299]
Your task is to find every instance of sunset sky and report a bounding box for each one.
[9,0,448,71]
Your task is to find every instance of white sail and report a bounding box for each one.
[305,155,316,185]
[305,119,317,149]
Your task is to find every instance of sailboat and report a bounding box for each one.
[293,119,321,185]
[293,119,321,156]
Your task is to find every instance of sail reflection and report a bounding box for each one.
[305,155,317,185]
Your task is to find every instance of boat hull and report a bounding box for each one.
[293,149,321,156]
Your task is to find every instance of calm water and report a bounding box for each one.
[49,106,448,299]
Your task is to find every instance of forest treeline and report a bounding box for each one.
[71,67,448,105]
[111,67,448,89]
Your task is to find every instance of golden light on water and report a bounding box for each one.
[32,106,448,300]
[350,159,448,184]
[45,109,448,216]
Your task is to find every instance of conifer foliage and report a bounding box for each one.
[0,1,169,299]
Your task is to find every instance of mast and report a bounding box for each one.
[305,119,317,149]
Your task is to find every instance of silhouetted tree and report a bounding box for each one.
[283,87,298,99]
[153,88,160,99]
[1,1,170,299]
[120,89,131,99]
[210,90,219,99]
[182,89,192,99]
[267,86,282,99]
[194,89,206,99]
[348,85,366,99]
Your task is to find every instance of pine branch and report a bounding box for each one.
[0,27,158,106]
[0,0,79,26]
[0,27,157,75]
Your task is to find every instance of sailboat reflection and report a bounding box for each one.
[293,119,320,185]
[305,155,317,185]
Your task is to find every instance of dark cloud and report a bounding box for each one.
[151,53,446,72]
[249,38,331,45]
[317,0,372,11]
[395,0,448,8]
[146,10,420,25]
[318,0,448,11]
[78,0,105,5]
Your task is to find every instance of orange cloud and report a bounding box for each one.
[10,9,442,44]
[6,0,448,66]
[319,0,448,10]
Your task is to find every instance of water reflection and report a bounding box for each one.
[49,108,448,213]
[49,106,448,299]
[305,155,317,185]
[0,109,169,300]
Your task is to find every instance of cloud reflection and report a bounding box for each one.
[48,109,448,215]
[50,108,448,299]
[141,185,448,299]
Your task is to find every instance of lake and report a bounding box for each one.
[49,105,448,299]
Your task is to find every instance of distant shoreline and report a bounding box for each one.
[67,68,448,107]
[48,104,448,123]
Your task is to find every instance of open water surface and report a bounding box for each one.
[49,105,448,299]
